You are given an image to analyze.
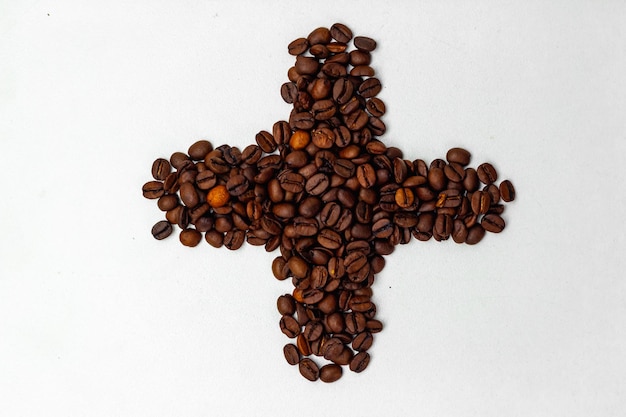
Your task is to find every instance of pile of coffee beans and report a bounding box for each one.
[141,23,516,383]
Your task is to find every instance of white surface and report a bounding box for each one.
[1,1,626,416]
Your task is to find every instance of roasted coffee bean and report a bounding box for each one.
[179,182,199,207]
[142,181,164,199]
[284,343,301,365]
[179,228,202,247]
[471,190,491,215]
[481,213,505,233]
[290,111,315,130]
[352,331,373,351]
[446,147,471,166]
[452,219,468,243]
[299,358,320,381]
[151,220,172,240]
[188,140,213,160]
[280,315,301,338]
[319,364,343,383]
[354,36,377,51]
[151,158,171,181]
[477,162,498,184]
[358,77,382,98]
[224,230,245,250]
[499,179,516,202]
[305,173,330,195]
[255,131,277,153]
[466,224,486,245]
[277,294,296,315]
[356,163,376,188]
[349,351,370,373]
[485,183,501,204]
[288,37,309,55]
[281,82,298,104]
[330,23,353,43]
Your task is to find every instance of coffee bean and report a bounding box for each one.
[299,358,320,381]
[255,130,277,153]
[446,147,471,166]
[283,343,300,365]
[349,351,370,373]
[330,23,353,43]
[471,190,491,215]
[499,179,516,202]
[151,220,172,240]
[354,36,377,51]
[142,181,164,199]
[280,315,301,338]
[151,158,171,180]
[188,140,213,161]
[481,213,505,233]
[477,162,498,184]
[358,77,382,98]
[288,37,309,55]
[179,229,202,247]
[465,224,486,245]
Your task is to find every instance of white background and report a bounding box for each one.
[1,1,626,416]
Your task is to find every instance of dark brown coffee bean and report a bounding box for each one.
[317,228,343,250]
[349,351,370,373]
[179,228,202,247]
[281,82,298,104]
[484,183,501,204]
[446,147,471,166]
[358,77,382,98]
[223,230,245,250]
[283,343,300,365]
[305,173,330,195]
[280,315,301,338]
[169,152,190,170]
[277,294,296,315]
[466,224,486,245]
[344,109,369,131]
[295,55,320,75]
[195,170,217,190]
[427,167,447,191]
[303,321,324,342]
[319,364,342,383]
[477,162,498,184]
[157,194,178,212]
[352,332,373,351]
[151,220,172,240]
[354,36,377,51]
[471,191,491,215]
[299,358,320,381]
[307,27,332,45]
[312,99,336,120]
[151,158,171,181]
[312,128,335,149]
[255,130,277,154]
[366,319,383,333]
[289,111,315,130]
[444,162,466,182]
[332,78,354,104]
[187,140,212,161]
[499,179,516,202]
[298,196,322,218]
[288,37,309,55]
[204,229,223,248]
[330,23,353,43]
[142,181,164,199]
[356,163,376,188]
[452,219,468,243]
[481,213,505,233]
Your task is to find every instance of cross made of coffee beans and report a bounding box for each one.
[142,23,516,383]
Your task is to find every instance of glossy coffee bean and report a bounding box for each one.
[320,364,343,383]
[299,358,320,381]
[499,179,516,202]
[151,220,172,240]
[283,343,300,365]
